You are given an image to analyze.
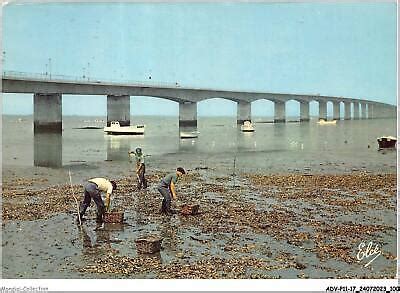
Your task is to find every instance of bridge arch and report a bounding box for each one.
[251,99,274,121]
[250,97,282,103]
[286,99,300,121]
[198,98,236,117]
[3,93,33,115]
[131,96,178,116]
[251,98,287,122]
[198,95,238,103]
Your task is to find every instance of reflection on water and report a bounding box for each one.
[179,138,198,152]
[159,217,179,252]
[237,130,256,151]
[81,222,125,256]
[106,135,134,161]
[34,131,62,168]
[3,116,397,168]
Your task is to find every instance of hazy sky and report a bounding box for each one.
[2,1,397,116]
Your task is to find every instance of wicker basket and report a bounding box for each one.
[135,236,163,254]
[180,204,200,216]
[104,211,124,223]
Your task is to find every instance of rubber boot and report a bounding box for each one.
[96,213,104,223]
[96,217,103,223]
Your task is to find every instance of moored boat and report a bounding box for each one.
[180,131,199,139]
[240,121,255,132]
[377,136,397,149]
[104,121,145,135]
[317,119,337,125]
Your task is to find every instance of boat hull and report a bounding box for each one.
[104,121,145,135]
[240,121,255,132]
[104,131,144,135]
[377,137,396,149]
[180,132,198,139]
[317,120,337,125]
[180,135,198,139]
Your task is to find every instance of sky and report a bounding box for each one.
[2,1,397,116]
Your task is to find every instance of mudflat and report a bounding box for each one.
[2,166,396,279]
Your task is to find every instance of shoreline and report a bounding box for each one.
[2,145,397,186]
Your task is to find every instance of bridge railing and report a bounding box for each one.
[2,70,181,89]
[2,70,394,106]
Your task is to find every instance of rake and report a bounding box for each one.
[69,169,82,226]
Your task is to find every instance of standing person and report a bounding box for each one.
[157,167,186,215]
[129,147,148,190]
[78,178,117,223]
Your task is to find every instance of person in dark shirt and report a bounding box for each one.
[157,167,186,215]
[129,147,147,190]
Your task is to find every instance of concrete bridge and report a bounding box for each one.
[3,73,397,130]
[2,72,396,167]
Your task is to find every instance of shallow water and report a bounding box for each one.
[2,115,397,172]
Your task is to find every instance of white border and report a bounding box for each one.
[1,0,398,291]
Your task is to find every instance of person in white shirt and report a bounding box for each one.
[78,177,117,223]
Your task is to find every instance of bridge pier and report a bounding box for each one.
[106,135,130,161]
[179,101,197,128]
[34,93,62,132]
[237,101,251,124]
[318,101,327,121]
[361,103,367,119]
[34,131,62,168]
[374,104,383,118]
[107,95,130,126]
[368,104,374,119]
[274,101,286,123]
[344,102,351,120]
[332,101,340,120]
[379,104,388,118]
[379,105,389,118]
[378,105,397,118]
[300,101,310,122]
[353,102,360,119]
[33,93,62,167]
[390,106,397,117]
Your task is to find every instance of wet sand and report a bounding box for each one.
[1,155,397,279]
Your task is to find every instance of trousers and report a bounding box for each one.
[79,182,105,221]
[137,163,147,189]
[157,185,171,213]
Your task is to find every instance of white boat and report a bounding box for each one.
[240,121,255,132]
[104,121,145,135]
[317,119,337,125]
[180,131,199,139]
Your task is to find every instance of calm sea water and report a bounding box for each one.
[2,115,397,173]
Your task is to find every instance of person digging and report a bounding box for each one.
[78,178,117,223]
[157,167,186,215]
[128,147,148,190]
